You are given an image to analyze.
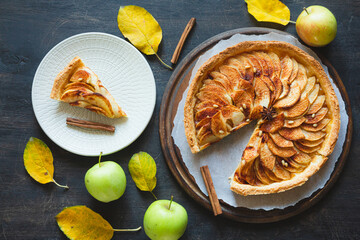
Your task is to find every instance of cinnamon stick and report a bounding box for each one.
[200,165,222,216]
[66,117,115,132]
[171,17,196,64]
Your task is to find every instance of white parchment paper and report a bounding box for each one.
[171,32,348,210]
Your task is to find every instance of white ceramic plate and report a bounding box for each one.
[32,32,156,156]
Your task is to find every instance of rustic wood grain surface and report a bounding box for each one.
[0,0,359,239]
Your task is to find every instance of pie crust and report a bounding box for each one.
[184,41,340,195]
[50,57,126,118]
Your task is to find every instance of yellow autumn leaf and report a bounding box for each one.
[56,205,141,240]
[117,5,172,69]
[23,137,68,189]
[128,152,157,199]
[244,0,290,26]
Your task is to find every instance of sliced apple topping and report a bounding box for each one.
[260,112,285,133]
[254,78,271,108]
[211,111,230,138]
[308,84,320,104]
[198,132,219,147]
[298,138,324,147]
[220,105,245,128]
[200,82,230,99]
[196,90,231,106]
[259,137,276,171]
[301,118,330,132]
[64,82,96,92]
[284,117,306,128]
[236,55,254,82]
[294,142,321,154]
[254,159,273,185]
[219,65,242,90]
[301,76,316,98]
[269,132,294,148]
[286,157,306,171]
[282,96,309,119]
[304,107,328,124]
[288,58,299,83]
[278,127,305,141]
[267,137,297,158]
[302,128,326,141]
[227,58,246,79]
[308,95,326,115]
[267,52,281,77]
[195,107,219,122]
[272,159,291,180]
[293,64,308,91]
[232,90,253,114]
[273,82,301,108]
[291,151,311,165]
[242,130,262,163]
[278,55,292,100]
[195,100,223,112]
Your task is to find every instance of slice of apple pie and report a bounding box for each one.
[184,41,340,195]
[50,57,126,118]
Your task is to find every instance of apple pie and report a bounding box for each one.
[184,41,340,195]
[50,57,126,118]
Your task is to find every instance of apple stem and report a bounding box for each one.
[113,226,142,232]
[304,7,310,15]
[98,151,103,168]
[52,178,69,189]
[168,195,174,210]
[150,191,157,200]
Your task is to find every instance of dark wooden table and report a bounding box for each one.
[1,0,359,239]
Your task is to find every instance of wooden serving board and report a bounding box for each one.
[159,27,353,223]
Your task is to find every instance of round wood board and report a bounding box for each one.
[159,27,353,223]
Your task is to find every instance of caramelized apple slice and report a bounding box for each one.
[294,142,321,154]
[302,129,326,141]
[301,76,316,98]
[254,78,271,108]
[242,129,262,163]
[240,160,258,186]
[284,117,306,128]
[278,55,292,99]
[267,52,281,77]
[64,82,95,92]
[195,100,222,112]
[232,90,253,114]
[219,65,241,90]
[291,151,311,165]
[288,58,299,83]
[200,83,230,99]
[308,95,325,115]
[301,118,330,132]
[211,111,229,138]
[260,112,285,133]
[304,107,328,124]
[259,135,276,170]
[220,105,245,127]
[287,157,306,170]
[278,127,305,141]
[236,55,254,82]
[269,132,294,148]
[254,159,273,185]
[308,84,320,104]
[273,82,301,108]
[227,58,246,79]
[298,138,324,147]
[195,116,211,130]
[198,132,219,147]
[293,64,307,91]
[196,90,231,106]
[282,95,309,119]
[195,107,218,122]
[267,137,297,158]
[272,159,291,180]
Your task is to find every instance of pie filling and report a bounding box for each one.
[184,41,339,195]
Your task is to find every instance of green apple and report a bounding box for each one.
[296,6,337,47]
[143,197,188,240]
[85,154,126,203]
